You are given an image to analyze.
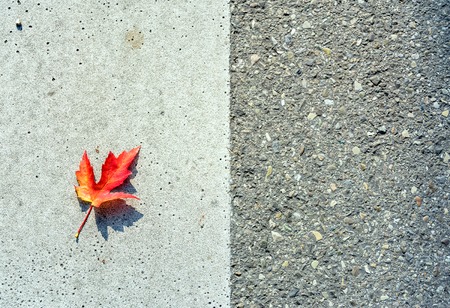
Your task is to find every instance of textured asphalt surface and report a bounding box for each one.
[1,1,229,307]
[230,0,449,307]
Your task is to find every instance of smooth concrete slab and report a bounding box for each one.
[0,1,229,307]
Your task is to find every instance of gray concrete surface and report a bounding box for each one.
[0,1,230,307]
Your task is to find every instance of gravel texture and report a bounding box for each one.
[230,1,449,307]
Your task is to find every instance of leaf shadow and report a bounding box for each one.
[77,199,143,240]
[94,200,143,240]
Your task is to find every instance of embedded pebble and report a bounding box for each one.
[288,288,300,298]
[302,21,312,29]
[304,59,315,66]
[265,166,273,181]
[307,112,317,120]
[269,219,277,228]
[299,144,305,156]
[354,80,363,92]
[370,76,381,86]
[322,47,331,55]
[377,126,387,134]
[311,231,323,241]
[271,231,283,242]
[250,54,260,65]
[415,196,423,206]
[351,266,360,276]
[292,212,302,220]
[352,146,361,155]
[444,153,450,163]
[344,217,354,225]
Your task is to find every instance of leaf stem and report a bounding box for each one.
[75,205,93,239]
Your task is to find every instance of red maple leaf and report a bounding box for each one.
[74,146,140,238]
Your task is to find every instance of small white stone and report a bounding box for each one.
[250,54,260,65]
[352,146,361,155]
[292,212,302,220]
[443,152,450,163]
[401,130,410,138]
[354,80,363,92]
[307,112,317,120]
[271,231,283,242]
[302,21,312,29]
[269,219,277,229]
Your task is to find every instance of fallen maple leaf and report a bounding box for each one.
[74,146,140,238]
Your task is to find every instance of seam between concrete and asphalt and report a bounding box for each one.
[0,1,230,307]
